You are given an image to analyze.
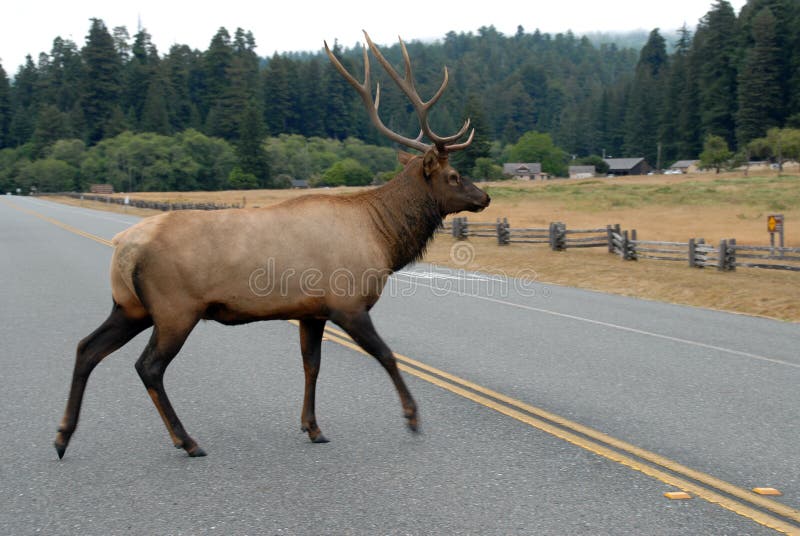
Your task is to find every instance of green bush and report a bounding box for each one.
[17,158,77,192]
[320,158,372,186]
[227,166,259,189]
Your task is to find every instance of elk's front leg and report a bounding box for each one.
[299,318,328,443]
[332,310,418,432]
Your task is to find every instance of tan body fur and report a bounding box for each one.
[112,195,390,324]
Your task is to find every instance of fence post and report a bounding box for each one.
[629,229,638,260]
[717,239,728,271]
[549,222,566,251]
[606,223,621,253]
[688,238,696,267]
[619,231,628,261]
[697,238,706,268]
[728,238,736,271]
[496,217,510,245]
[452,217,468,240]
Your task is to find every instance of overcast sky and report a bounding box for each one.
[2,0,748,72]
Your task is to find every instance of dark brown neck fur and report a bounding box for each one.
[361,172,442,272]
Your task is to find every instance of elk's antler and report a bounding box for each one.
[324,31,474,153]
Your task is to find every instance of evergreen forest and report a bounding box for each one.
[1,0,799,192]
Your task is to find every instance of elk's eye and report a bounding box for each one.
[448,172,461,186]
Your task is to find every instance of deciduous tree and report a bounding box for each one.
[699,134,733,173]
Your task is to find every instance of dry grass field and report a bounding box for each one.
[52,168,800,322]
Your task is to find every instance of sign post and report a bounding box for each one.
[767,214,784,256]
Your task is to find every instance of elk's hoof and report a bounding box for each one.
[302,424,329,443]
[187,446,207,457]
[54,432,71,459]
[406,418,419,433]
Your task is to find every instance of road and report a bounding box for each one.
[1,195,798,535]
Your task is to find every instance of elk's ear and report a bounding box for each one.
[397,150,416,166]
[422,148,441,180]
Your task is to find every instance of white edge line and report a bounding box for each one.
[392,272,800,370]
[25,197,141,226]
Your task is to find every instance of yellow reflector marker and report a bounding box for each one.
[753,488,783,496]
[664,491,692,500]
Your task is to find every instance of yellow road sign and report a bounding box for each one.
[767,214,783,233]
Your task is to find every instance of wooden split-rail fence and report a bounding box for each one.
[444,217,608,250]
[607,225,800,272]
[442,217,800,273]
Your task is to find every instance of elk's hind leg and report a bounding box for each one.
[332,311,418,432]
[135,317,204,456]
[55,303,153,459]
[299,318,328,443]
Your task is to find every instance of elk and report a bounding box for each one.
[54,31,490,459]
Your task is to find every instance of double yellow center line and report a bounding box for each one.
[316,323,799,534]
[1,199,113,247]
[5,197,799,535]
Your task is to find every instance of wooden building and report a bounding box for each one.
[603,157,651,176]
[503,163,545,180]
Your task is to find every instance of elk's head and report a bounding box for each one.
[325,32,490,217]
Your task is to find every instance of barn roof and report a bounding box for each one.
[604,157,645,171]
[670,160,698,169]
[568,165,595,174]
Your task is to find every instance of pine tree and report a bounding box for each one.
[297,58,326,138]
[624,29,668,164]
[215,28,261,140]
[788,4,800,123]
[262,53,293,135]
[736,7,784,145]
[661,26,700,161]
[232,28,260,100]
[46,38,84,115]
[201,27,258,141]
[82,18,123,144]
[693,0,739,147]
[235,101,269,185]
[738,0,800,121]
[163,44,201,132]
[31,104,70,156]
[322,42,356,140]
[0,62,11,148]
[141,73,171,134]
[112,26,131,63]
[451,93,491,174]
[497,81,535,144]
[202,27,234,130]
[12,56,39,110]
[123,29,160,128]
